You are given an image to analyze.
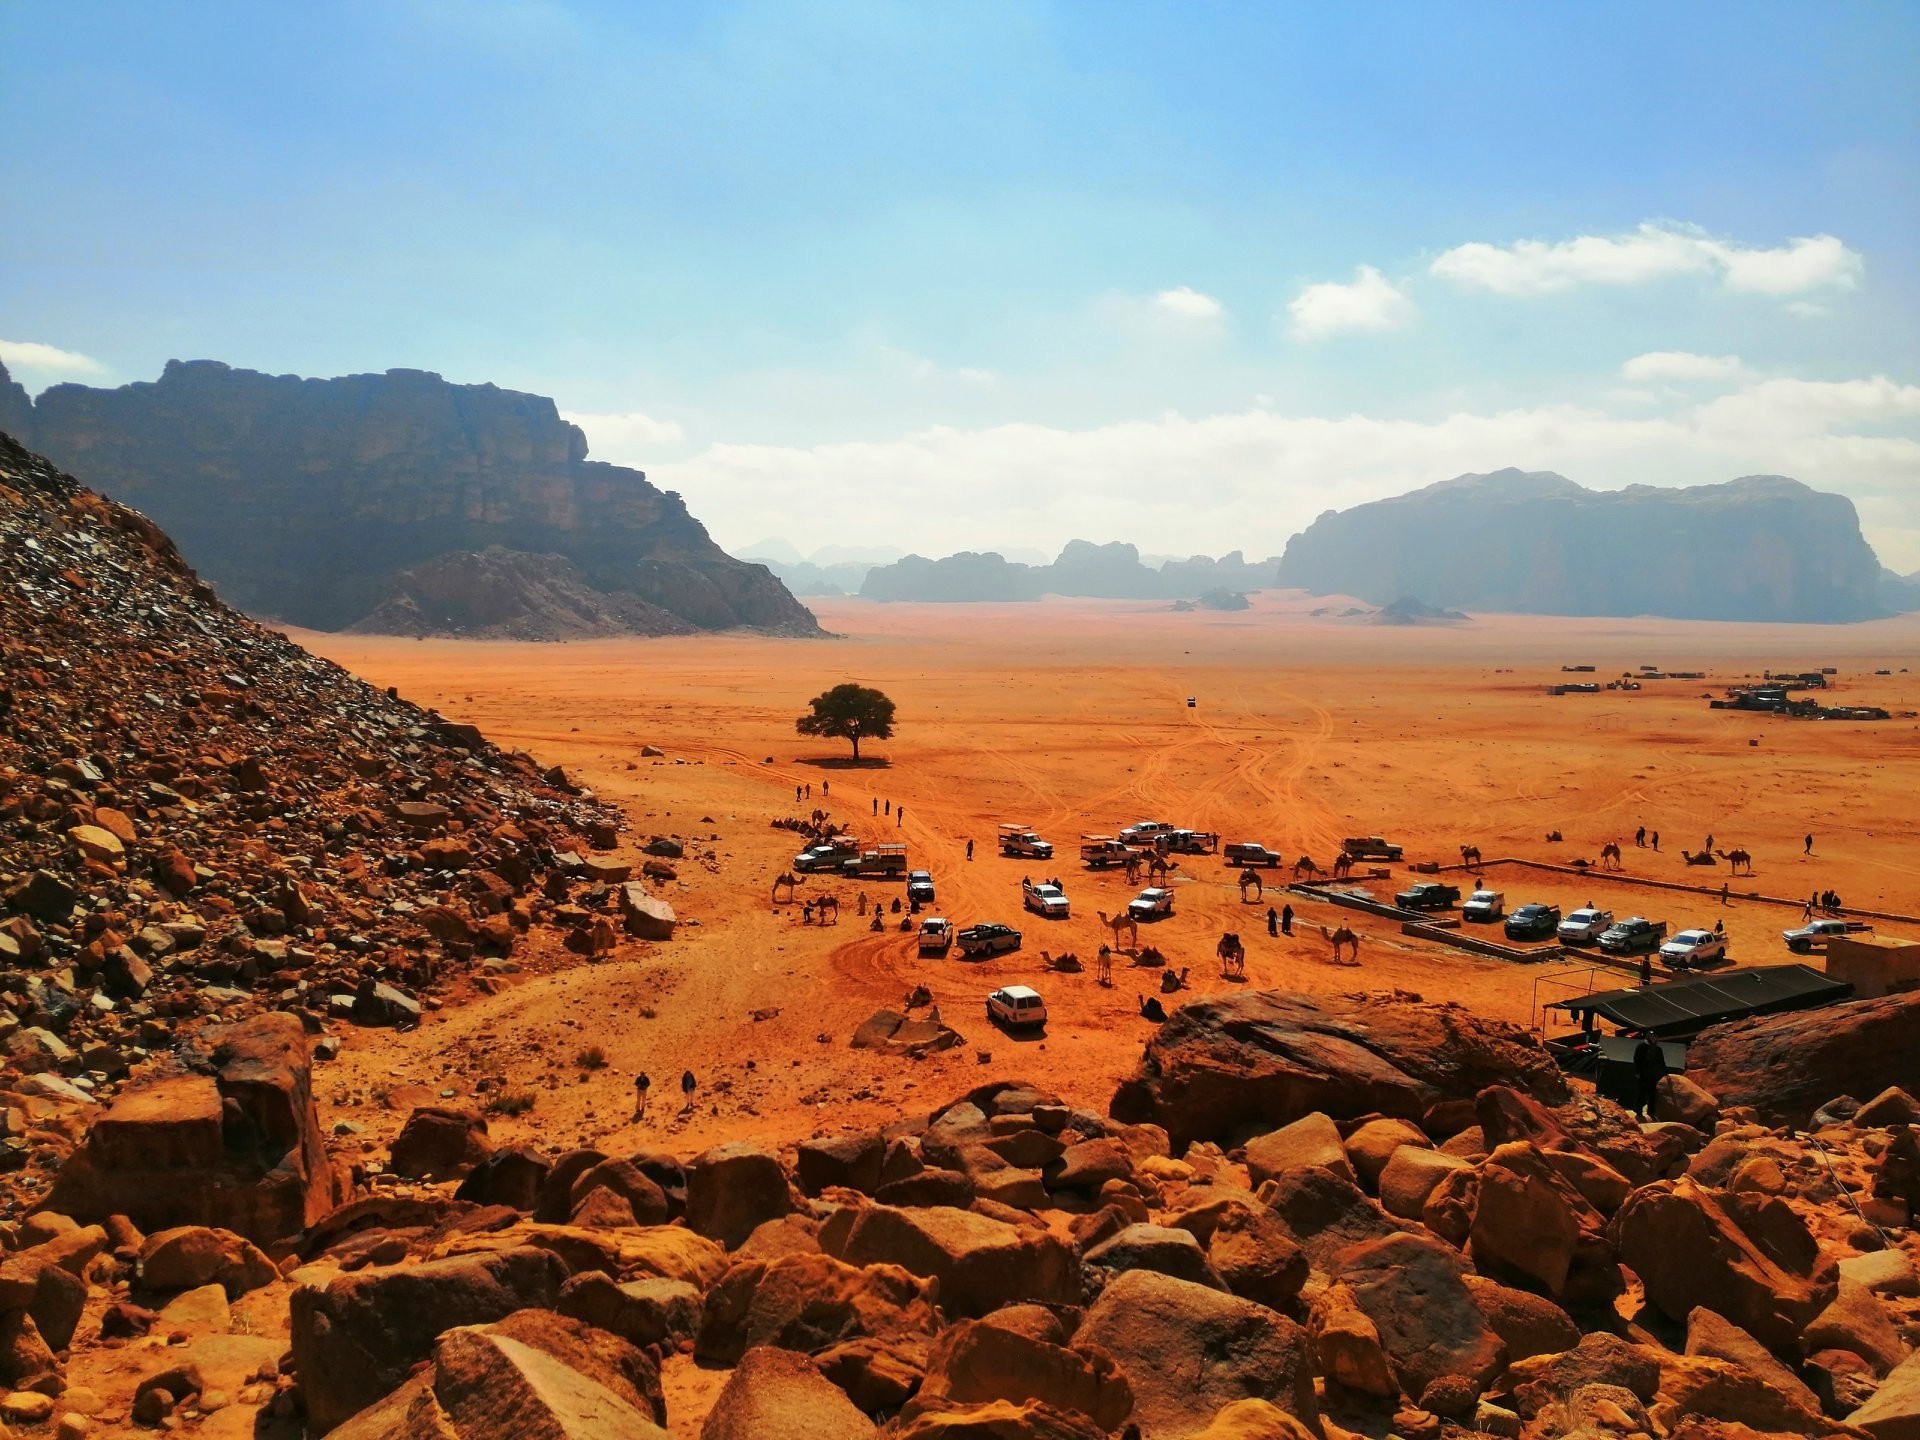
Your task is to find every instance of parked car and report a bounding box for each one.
[1395,881,1460,911]
[1462,889,1506,923]
[1782,918,1872,953]
[917,918,954,955]
[987,985,1047,1030]
[792,839,857,873]
[1342,836,1404,861]
[1504,903,1562,941]
[1660,928,1729,969]
[1119,821,1177,843]
[1022,879,1070,918]
[906,870,935,906]
[957,922,1022,958]
[1598,917,1668,955]
[1128,887,1176,921]
[1557,907,1614,945]
[998,824,1053,859]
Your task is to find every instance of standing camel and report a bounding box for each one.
[1319,925,1361,965]
[1148,856,1177,883]
[1095,945,1114,988]
[1217,932,1246,979]
[771,872,798,903]
[1460,844,1482,868]
[1097,909,1140,952]
[1715,849,1754,875]
[1122,853,1145,885]
[1332,852,1355,878]
[814,894,839,925]
[1293,855,1323,881]
[1599,841,1623,871]
[1238,868,1263,902]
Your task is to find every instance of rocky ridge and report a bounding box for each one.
[3,358,821,639]
[861,541,1281,604]
[1277,469,1898,623]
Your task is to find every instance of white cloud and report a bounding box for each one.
[666,373,1920,571]
[0,339,105,376]
[560,409,687,464]
[1430,223,1862,298]
[1151,286,1224,322]
[1286,265,1411,341]
[1620,351,1746,383]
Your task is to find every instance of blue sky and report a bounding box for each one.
[4,1,1917,564]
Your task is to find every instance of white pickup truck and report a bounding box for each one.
[1022,879,1070,918]
[1128,887,1175,922]
[1462,889,1506,923]
[1660,928,1729,969]
[917,918,954,955]
[1557,907,1613,945]
[999,823,1054,860]
[1080,835,1138,869]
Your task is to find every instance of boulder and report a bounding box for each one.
[329,1310,667,1439]
[290,1245,569,1433]
[1856,1088,1920,1128]
[829,1204,1080,1318]
[1610,1177,1833,1355]
[694,1251,939,1367]
[556,1271,701,1350]
[1205,1205,1307,1310]
[619,885,675,941]
[1656,1075,1721,1128]
[1343,1117,1430,1189]
[1850,1348,1920,1440]
[455,1146,552,1212]
[1077,1269,1315,1438]
[389,1107,492,1180]
[1459,1275,1579,1361]
[1379,1147,1471,1222]
[1082,1223,1225,1294]
[1310,1282,1397,1396]
[903,1317,1134,1432]
[1469,1142,1617,1302]
[700,1346,877,1440]
[1804,1281,1912,1376]
[1686,993,1920,1127]
[1651,1349,1847,1437]
[889,1399,1108,1439]
[687,1143,792,1249]
[137,1226,277,1297]
[1044,1138,1133,1194]
[1509,1333,1662,1416]
[797,1133,886,1197]
[570,1159,670,1228]
[1108,990,1568,1152]
[1337,1232,1505,1407]
[1259,1167,1406,1271]
[0,1254,86,1351]
[1188,1401,1319,1440]
[1685,1307,1824,1417]
[1244,1113,1354,1187]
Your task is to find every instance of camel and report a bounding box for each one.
[1217,932,1246,979]
[1136,945,1166,968]
[1293,855,1323,881]
[1332,852,1355,878]
[1097,909,1140,952]
[903,984,932,1009]
[771,872,798,903]
[1042,950,1082,973]
[1599,841,1623,871]
[1681,850,1717,867]
[1320,924,1360,965]
[1238,868,1263,902]
[1715,848,1754,875]
[814,894,839,924]
[1147,856,1176,883]
[1460,844,1482,868]
[1160,967,1190,994]
[1545,830,1563,843]
[1095,945,1114,988]
[1139,995,1167,1022]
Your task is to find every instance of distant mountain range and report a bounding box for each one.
[1278,469,1911,624]
[0,359,819,639]
[857,541,1280,603]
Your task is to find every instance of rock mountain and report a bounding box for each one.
[860,540,1280,603]
[1277,468,1898,623]
[0,359,819,638]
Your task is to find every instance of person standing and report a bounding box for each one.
[885,799,891,816]
[1639,954,1653,987]
[1650,831,1660,851]
[1632,1032,1668,1119]
[897,806,905,826]
[1280,903,1293,937]
[966,838,974,861]
[1720,882,1730,906]
[1635,825,1646,848]
[1266,906,1278,938]
[632,1072,651,1122]
[872,797,878,815]
[1804,833,1813,855]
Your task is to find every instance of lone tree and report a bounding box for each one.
[796,683,896,762]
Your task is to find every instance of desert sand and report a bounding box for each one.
[295,592,1920,1185]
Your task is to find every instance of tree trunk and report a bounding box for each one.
[850,735,861,761]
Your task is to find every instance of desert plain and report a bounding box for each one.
[294,592,1920,1183]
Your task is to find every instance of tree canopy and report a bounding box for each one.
[795,683,896,761]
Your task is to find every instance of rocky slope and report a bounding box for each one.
[860,540,1280,603]
[1278,469,1896,623]
[3,358,820,638]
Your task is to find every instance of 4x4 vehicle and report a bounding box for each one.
[792,838,858,872]
[1660,928,1729,969]
[998,824,1053,859]
[1128,887,1176,921]
[957,922,1022,958]
[1462,889,1505,923]
[907,870,936,905]
[917,918,953,954]
[1119,821,1177,843]
[986,985,1047,1030]
[1394,881,1460,911]
[1343,836,1404,861]
[1557,907,1613,945]
[1782,918,1872,953]
[1022,879,1069,918]
[1504,902,1562,940]
[1598,917,1667,955]
[1224,842,1285,867]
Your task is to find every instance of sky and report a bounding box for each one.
[3,2,1918,567]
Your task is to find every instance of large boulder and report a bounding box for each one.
[1685,993,1920,1127]
[1205,1206,1307,1311]
[1459,1275,1579,1361]
[1109,990,1567,1151]
[828,1204,1080,1317]
[329,1310,667,1440]
[1336,1232,1505,1407]
[700,1345,877,1440]
[686,1143,792,1249]
[901,1317,1134,1433]
[1076,1269,1315,1439]
[390,1107,492,1180]
[1258,1167,1406,1271]
[1609,1177,1833,1355]
[43,1012,352,1243]
[291,1245,569,1433]
[556,1270,701,1350]
[1468,1142,1619,1302]
[137,1226,278,1297]
[1851,1348,1920,1440]
[1082,1224,1225,1294]
[890,1399,1109,1439]
[1243,1113,1354,1187]
[694,1251,939,1366]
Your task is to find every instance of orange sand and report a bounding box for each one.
[294,593,1920,1184]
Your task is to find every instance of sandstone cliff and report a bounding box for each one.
[1277,468,1893,623]
[3,359,820,637]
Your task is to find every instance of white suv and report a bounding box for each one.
[987,985,1047,1030]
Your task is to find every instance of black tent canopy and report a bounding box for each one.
[1546,963,1852,1040]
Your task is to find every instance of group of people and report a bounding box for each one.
[1633,825,1660,850]
[870,797,905,825]
[630,1068,699,1122]
[1264,903,1294,937]
[1808,890,1845,916]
